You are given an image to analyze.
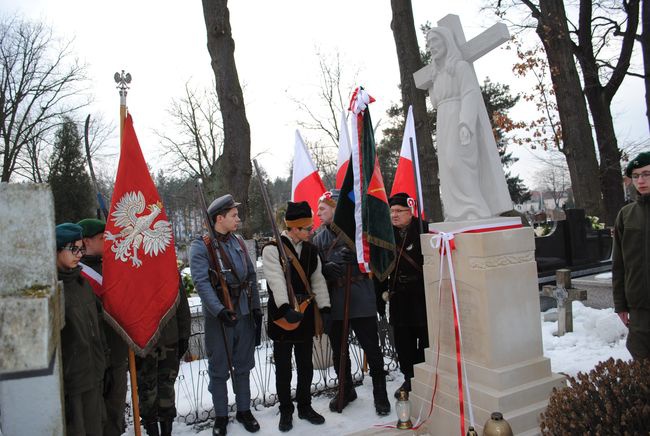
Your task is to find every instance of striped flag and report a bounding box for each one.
[336,110,352,189]
[291,130,326,228]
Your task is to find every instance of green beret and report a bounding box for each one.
[77,218,106,237]
[626,151,650,177]
[55,223,83,249]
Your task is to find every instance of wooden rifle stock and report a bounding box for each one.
[252,159,303,331]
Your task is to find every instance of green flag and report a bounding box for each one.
[332,87,395,282]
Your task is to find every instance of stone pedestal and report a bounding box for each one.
[409,219,565,435]
[0,183,65,435]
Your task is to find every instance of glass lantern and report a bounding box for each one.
[395,389,412,429]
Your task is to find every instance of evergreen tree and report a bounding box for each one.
[48,118,95,223]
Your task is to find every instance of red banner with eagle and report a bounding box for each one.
[102,113,179,355]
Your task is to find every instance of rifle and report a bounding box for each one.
[253,159,310,331]
[195,182,236,384]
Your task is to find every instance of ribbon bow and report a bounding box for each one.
[430,231,456,254]
[348,86,375,114]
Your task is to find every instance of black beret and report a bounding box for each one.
[77,218,105,237]
[55,223,83,249]
[389,192,411,208]
[285,201,313,228]
[208,194,241,218]
[626,151,650,177]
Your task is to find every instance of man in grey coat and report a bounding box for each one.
[312,191,390,416]
[190,194,262,436]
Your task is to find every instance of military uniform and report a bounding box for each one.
[80,253,129,436]
[387,217,429,391]
[263,201,331,431]
[189,195,261,434]
[135,279,191,436]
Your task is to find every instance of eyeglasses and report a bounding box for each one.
[390,209,411,215]
[631,171,650,180]
[61,245,86,256]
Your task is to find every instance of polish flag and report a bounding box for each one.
[390,105,425,218]
[335,110,352,189]
[291,130,326,228]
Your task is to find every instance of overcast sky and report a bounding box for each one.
[3,0,648,188]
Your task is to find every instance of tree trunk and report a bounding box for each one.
[535,0,603,218]
[642,0,650,132]
[201,0,252,228]
[389,0,443,222]
[572,0,638,225]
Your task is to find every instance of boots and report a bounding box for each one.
[372,375,391,416]
[159,418,173,436]
[142,420,160,436]
[212,416,228,436]
[329,387,358,412]
[278,408,293,432]
[298,405,325,425]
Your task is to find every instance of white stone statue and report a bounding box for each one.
[419,24,512,222]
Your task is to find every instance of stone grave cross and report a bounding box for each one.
[413,14,510,91]
[542,269,587,336]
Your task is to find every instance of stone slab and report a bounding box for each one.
[0,183,57,295]
[572,274,614,309]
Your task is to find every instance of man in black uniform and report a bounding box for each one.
[312,191,391,416]
[384,193,429,397]
[262,201,331,431]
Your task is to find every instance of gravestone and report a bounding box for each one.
[0,183,65,435]
[541,269,587,336]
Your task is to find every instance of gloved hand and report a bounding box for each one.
[322,261,343,280]
[178,338,189,360]
[252,308,263,327]
[279,304,304,323]
[218,308,238,327]
[340,247,356,264]
[320,307,332,336]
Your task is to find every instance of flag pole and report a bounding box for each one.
[409,137,424,234]
[114,69,142,436]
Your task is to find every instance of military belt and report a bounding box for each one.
[328,273,370,289]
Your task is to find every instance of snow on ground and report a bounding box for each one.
[122,302,631,435]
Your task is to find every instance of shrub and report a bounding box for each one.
[540,358,650,435]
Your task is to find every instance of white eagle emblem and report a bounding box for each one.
[104,191,172,267]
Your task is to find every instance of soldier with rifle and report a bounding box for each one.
[312,191,391,416]
[260,195,331,431]
[190,192,262,436]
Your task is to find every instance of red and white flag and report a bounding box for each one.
[390,105,425,218]
[291,130,326,228]
[336,110,352,190]
[102,113,179,355]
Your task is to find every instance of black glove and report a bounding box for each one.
[218,308,238,327]
[340,247,356,264]
[322,261,343,280]
[320,308,332,336]
[278,304,304,323]
[103,368,114,396]
[178,338,189,360]
[252,308,263,327]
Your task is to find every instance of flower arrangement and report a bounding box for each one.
[586,215,605,230]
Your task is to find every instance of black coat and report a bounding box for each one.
[388,218,428,327]
[59,266,106,395]
[266,236,318,342]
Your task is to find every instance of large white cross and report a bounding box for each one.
[414,14,510,90]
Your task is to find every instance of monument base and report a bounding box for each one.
[408,220,565,435]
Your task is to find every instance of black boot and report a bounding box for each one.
[236,410,260,433]
[213,416,228,436]
[372,375,391,416]
[328,387,358,412]
[298,405,325,425]
[142,419,160,436]
[159,418,173,436]
[394,378,412,399]
[278,408,293,432]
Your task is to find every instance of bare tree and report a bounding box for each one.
[156,81,223,183]
[201,0,252,226]
[0,16,87,182]
[533,155,571,209]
